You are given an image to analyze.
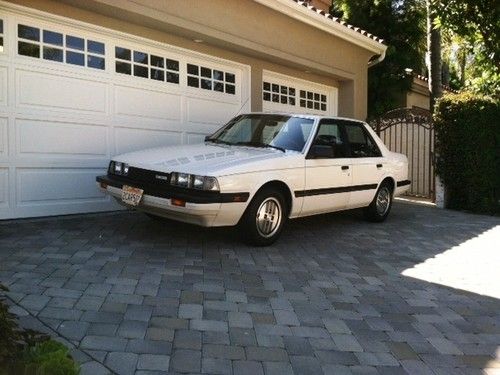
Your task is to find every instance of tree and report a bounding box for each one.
[330,0,427,118]
[427,0,442,111]
[431,0,500,97]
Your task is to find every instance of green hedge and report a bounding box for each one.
[0,284,79,375]
[434,92,500,214]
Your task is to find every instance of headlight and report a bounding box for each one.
[192,175,205,189]
[203,176,220,191]
[170,172,219,191]
[177,173,190,187]
[114,162,123,174]
[109,161,129,175]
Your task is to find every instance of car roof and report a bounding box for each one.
[238,112,366,124]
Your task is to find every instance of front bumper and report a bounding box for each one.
[96,175,248,227]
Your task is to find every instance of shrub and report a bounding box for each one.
[23,340,80,375]
[0,284,79,375]
[434,92,500,214]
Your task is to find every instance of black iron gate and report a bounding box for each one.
[370,107,435,200]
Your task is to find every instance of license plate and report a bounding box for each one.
[121,185,143,206]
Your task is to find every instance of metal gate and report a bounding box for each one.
[370,108,435,199]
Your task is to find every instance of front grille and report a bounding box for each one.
[114,167,170,185]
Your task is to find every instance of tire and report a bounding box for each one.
[364,181,393,222]
[239,188,288,246]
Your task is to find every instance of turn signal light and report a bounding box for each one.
[171,199,186,207]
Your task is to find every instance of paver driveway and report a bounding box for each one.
[1,201,499,375]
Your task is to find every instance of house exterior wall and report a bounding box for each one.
[406,91,430,110]
[406,78,431,110]
[8,0,376,120]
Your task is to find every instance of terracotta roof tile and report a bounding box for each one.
[414,73,458,93]
[290,0,386,45]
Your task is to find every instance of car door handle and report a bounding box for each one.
[376,164,383,168]
[341,166,349,170]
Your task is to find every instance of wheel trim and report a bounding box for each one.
[376,187,391,216]
[255,197,282,238]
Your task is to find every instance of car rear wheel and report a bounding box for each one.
[364,181,393,222]
[239,188,287,246]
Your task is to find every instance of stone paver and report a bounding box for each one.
[1,202,499,375]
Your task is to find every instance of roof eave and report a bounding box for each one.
[253,0,387,56]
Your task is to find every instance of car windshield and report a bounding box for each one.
[207,114,315,152]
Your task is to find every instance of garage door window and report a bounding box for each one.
[0,20,4,53]
[17,24,105,70]
[187,63,236,95]
[263,81,296,105]
[300,90,327,112]
[115,46,179,84]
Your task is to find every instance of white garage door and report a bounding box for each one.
[262,70,338,116]
[0,4,250,219]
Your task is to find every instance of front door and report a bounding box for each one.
[300,120,352,216]
[343,121,386,208]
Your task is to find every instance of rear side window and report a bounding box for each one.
[344,123,382,158]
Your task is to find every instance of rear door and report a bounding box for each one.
[300,119,352,215]
[343,121,386,208]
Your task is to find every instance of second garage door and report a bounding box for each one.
[0,6,250,219]
[262,70,338,116]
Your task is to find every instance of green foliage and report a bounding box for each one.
[432,0,500,97]
[0,285,46,366]
[434,93,500,214]
[0,284,79,375]
[23,341,80,375]
[330,0,427,118]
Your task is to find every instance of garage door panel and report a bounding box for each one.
[114,127,182,155]
[114,85,181,121]
[0,67,7,107]
[0,117,7,157]
[17,119,108,157]
[17,168,107,203]
[262,70,338,116]
[17,70,107,113]
[0,168,8,209]
[187,97,237,126]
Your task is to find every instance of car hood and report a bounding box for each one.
[113,143,303,176]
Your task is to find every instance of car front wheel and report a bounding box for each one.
[364,181,393,222]
[239,188,287,246]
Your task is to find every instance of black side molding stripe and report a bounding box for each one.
[397,180,411,187]
[295,183,377,198]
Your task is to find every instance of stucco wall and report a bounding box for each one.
[407,91,430,110]
[8,0,379,119]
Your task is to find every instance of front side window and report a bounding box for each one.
[208,114,314,152]
[310,121,347,158]
[344,123,382,158]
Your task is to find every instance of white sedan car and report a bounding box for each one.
[97,114,409,245]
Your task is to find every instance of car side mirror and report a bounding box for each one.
[308,144,334,159]
[204,135,211,141]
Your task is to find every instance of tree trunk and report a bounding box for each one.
[459,50,466,87]
[427,0,442,112]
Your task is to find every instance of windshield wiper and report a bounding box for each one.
[234,141,286,153]
[205,138,231,145]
